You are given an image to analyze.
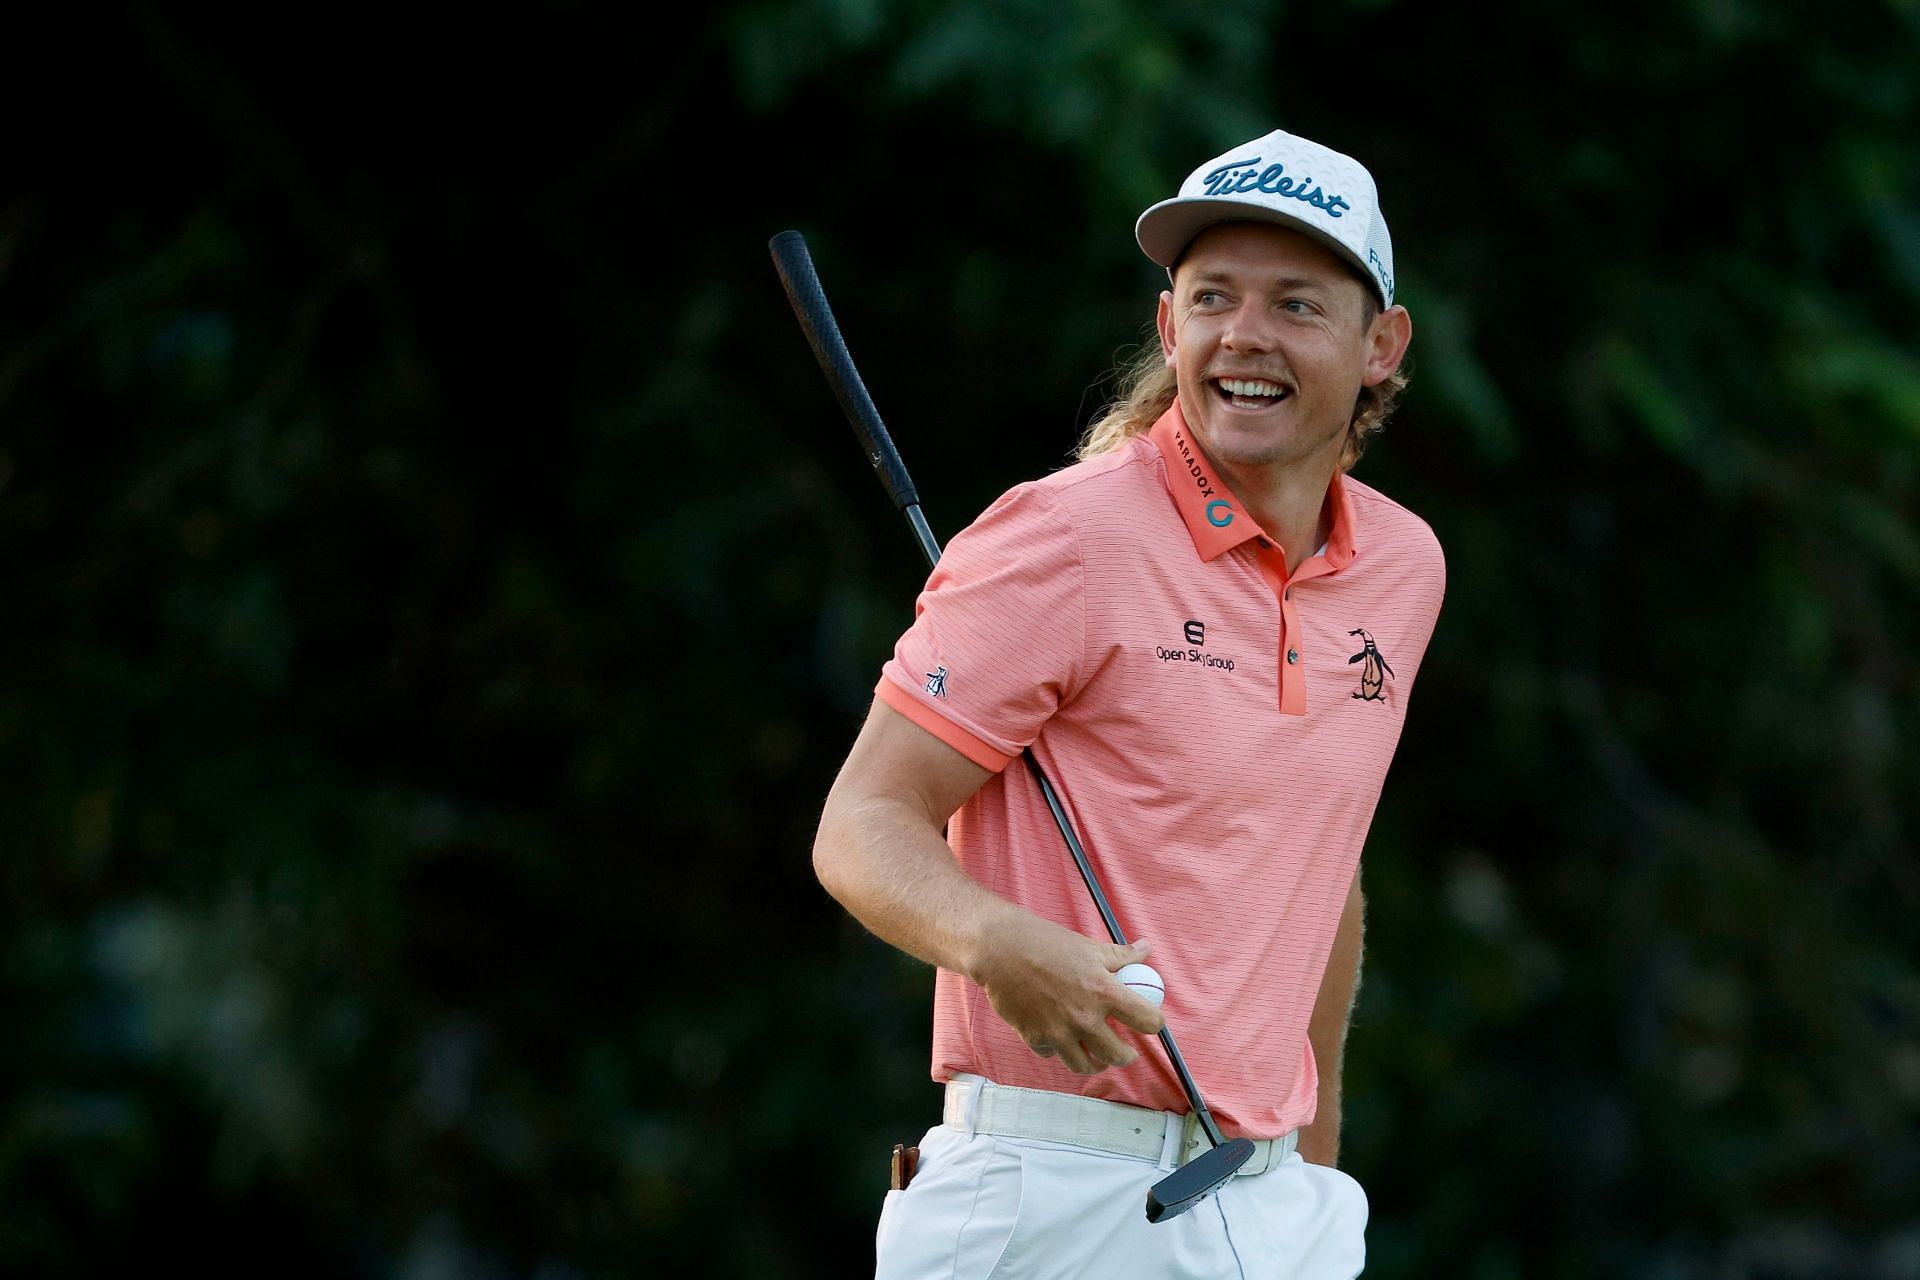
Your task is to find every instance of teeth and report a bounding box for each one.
[1221,378,1285,397]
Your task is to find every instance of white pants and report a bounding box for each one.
[874,1123,1368,1279]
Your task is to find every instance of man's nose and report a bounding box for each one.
[1221,301,1277,352]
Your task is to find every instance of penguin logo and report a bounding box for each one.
[925,666,949,699]
[1347,629,1393,702]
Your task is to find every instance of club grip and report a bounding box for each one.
[769,230,921,514]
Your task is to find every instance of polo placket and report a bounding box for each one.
[1252,541,1342,716]
[1153,408,1357,717]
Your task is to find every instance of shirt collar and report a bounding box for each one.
[1148,403,1358,569]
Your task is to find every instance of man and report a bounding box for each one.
[813,127,1443,1278]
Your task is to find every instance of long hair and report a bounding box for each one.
[1076,330,1411,473]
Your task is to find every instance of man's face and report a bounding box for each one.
[1157,222,1403,476]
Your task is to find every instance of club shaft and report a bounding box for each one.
[904,505,941,569]
[1028,755,1225,1148]
[772,228,1225,1152]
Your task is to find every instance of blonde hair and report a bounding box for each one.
[1076,328,1411,473]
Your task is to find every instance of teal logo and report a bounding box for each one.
[1201,156,1351,219]
[1367,247,1394,300]
[1205,500,1234,527]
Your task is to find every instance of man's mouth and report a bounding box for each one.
[1212,377,1291,409]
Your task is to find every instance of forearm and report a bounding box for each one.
[1297,873,1365,1166]
[812,787,1017,981]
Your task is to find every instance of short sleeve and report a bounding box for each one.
[877,482,1086,772]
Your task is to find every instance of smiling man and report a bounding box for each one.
[813,128,1445,1279]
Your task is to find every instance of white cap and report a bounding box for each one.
[1136,128,1396,308]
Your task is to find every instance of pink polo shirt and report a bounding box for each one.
[877,404,1445,1138]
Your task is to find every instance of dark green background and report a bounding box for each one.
[4,3,1916,1276]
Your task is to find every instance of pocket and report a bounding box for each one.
[1329,1166,1369,1229]
[1298,1163,1368,1278]
[875,1188,904,1262]
[1235,1159,1369,1279]
[876,1132,1026,1280]
[979,1143,1043,1278]
[982,1141,1126,1279]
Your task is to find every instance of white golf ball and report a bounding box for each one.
[1115,963,1165,1006]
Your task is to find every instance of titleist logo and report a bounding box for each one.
[1201,157,1350,219]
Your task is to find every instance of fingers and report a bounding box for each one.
[1026,1039,1089,1072]
[983,922,1167,1071]
[1036,1002,1160,1067]
[1055,1040,1100,1075]
[1109,988,1167,1037]
[1029,1025,1144,1073]
[1084,1024,1140,1070]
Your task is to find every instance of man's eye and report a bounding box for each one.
[1282,299,1311,314]
[1196,290,1224,306]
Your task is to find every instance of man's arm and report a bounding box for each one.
[813,697,1164,1075]
[1296,869,1365,1166]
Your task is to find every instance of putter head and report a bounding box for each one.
[1144,1137,1256,1223]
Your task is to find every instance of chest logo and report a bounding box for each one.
[925,665,949,699]
[1157,618,1236,674]
[1347,629,1394,702]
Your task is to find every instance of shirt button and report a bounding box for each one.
[1286,648,1299,664]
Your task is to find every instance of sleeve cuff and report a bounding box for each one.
[874,675,1018,773]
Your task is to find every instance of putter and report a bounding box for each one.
[770,229,1256,1223]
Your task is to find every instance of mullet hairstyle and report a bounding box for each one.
[1076,299,1411,472]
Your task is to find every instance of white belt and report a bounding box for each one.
[942,1075,1296,1175]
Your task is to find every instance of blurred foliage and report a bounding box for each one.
[2,1,1916,1277]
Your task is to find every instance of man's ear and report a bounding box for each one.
[1156,291,1178,368]
[1362,305,1412,388]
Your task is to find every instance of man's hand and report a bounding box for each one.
[970,920,1167,1075]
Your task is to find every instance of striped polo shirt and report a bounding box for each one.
[878,404,1445,1138]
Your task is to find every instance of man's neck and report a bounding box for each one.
[1211,451,1341,575]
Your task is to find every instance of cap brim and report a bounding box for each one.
[1136,198,1384,307]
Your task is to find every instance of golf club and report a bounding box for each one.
[769,228,1255,1223]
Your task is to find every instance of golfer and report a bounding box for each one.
[813,126,1443,1278]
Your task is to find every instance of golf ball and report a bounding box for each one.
[1115,963,1165,1006]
